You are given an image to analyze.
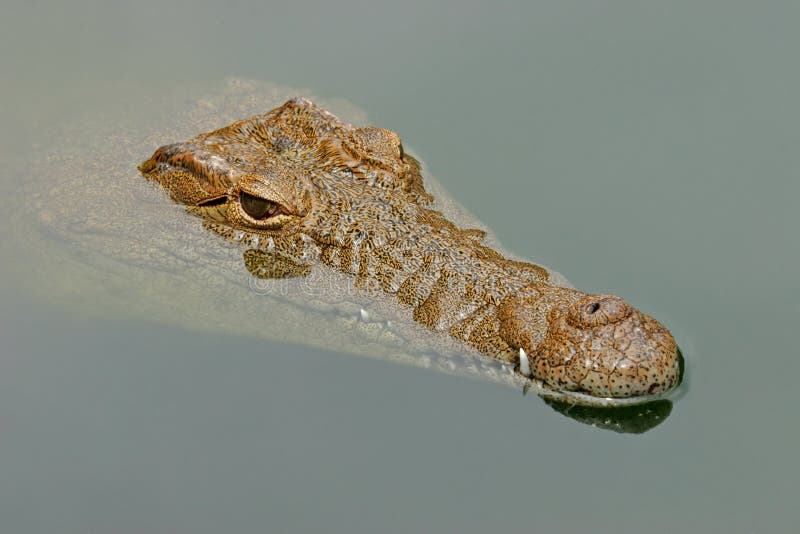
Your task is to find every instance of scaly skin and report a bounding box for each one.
[139,97,680,400]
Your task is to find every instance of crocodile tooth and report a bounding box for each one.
[359,308,369,322]
[519,347,532,377]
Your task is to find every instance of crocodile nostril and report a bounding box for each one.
[567,295,633,327]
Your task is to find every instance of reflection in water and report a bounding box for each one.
[543,399,673,434]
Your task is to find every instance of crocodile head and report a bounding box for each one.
[140,97,681,406]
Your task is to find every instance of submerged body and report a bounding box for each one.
[140,97,680,404]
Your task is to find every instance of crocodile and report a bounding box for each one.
[139,96,681,406]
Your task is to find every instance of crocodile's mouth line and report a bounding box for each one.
[533,383,666,408]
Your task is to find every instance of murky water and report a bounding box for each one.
[1,1,798,532]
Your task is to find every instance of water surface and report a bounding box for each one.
[1,1,798,532]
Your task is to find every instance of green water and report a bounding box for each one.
[1,1,798,532]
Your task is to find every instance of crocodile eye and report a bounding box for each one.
[240,192,276,219]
